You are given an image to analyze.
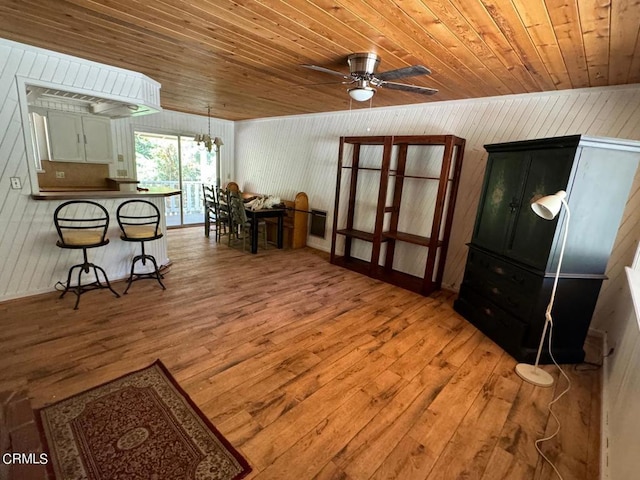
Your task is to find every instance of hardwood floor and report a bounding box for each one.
[0,227,601,480]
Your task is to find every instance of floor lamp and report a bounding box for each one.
[515,190,570,387]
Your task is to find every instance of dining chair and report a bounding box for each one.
[226,181,240,193]
[214,186,231,243]
[228,191,267,251]
[203,184,231,243]
[203,184,216,237]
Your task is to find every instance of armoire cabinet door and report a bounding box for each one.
[472,151,528,253]
[505,148,574,270]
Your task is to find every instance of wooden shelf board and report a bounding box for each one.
[343,136,389,144]
[389,174,441,180]
[383,231,444,247]
[336,229,390,242]
[342,166,382,171]
[342,135,465,146]
[331,255,438,296]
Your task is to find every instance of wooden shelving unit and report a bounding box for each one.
[330,135,465,296]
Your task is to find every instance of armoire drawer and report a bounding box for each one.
[455,286,528,357]
[464,248,541,317]
[462,267,535,319]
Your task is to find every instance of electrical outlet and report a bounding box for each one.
[10,177,21,189]
[117,154,124,162]
[55,171,65,179]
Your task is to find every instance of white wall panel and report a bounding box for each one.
[599,259,640,480]
[0,38,162,301]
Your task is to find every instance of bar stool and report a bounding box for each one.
[117,199,166,294]
[53,200,120,310]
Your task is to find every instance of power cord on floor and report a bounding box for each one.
[573,347,615,372]
[534,320,571,480]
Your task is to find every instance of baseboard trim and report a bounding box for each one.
[590,326,609,480]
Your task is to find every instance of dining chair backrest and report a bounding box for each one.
[216,186,227,207]
[228,191,248,226]
[203,184,215,209]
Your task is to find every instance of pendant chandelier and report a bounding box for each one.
[194,105,214,152]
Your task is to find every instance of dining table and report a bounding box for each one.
[244,206,286,254]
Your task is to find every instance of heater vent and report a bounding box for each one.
[310,209,327,238]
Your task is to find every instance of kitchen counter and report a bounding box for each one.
[29,192,179,292]
[32,188,181,200]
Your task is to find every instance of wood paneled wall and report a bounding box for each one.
[234,85,640,327]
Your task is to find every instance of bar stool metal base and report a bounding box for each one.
[61,261,120,310]
[123,253,166,294]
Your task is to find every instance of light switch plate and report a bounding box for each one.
[10,177,21,189]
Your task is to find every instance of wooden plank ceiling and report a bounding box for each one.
[0,0,638,121]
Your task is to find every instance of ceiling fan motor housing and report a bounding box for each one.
[348,53,380,77]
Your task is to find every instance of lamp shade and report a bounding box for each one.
[348,86,375,102]
[531,190,567,220]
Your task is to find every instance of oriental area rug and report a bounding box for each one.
[37,360,251,480]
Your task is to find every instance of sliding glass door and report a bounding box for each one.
[134,131,216,227]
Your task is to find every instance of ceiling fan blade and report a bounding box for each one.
[376,65,431,81]
[301,64,351,79]
[379,81,438,95]
[293,80,355,87]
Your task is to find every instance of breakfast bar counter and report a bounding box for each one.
[28,189,181,300]
[31,188,181,200]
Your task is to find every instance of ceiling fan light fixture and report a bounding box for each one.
[303,52,436,101]
[348,82,376,101]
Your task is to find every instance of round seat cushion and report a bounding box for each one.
[122,225,159,239]
[61,230,105,246]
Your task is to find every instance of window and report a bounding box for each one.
[134,131,217,227]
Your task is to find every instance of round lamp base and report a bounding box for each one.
[515,363,554,387]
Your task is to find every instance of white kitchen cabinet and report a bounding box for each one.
[47,111,113,163]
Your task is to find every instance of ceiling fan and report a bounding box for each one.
[301,52,438,101]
